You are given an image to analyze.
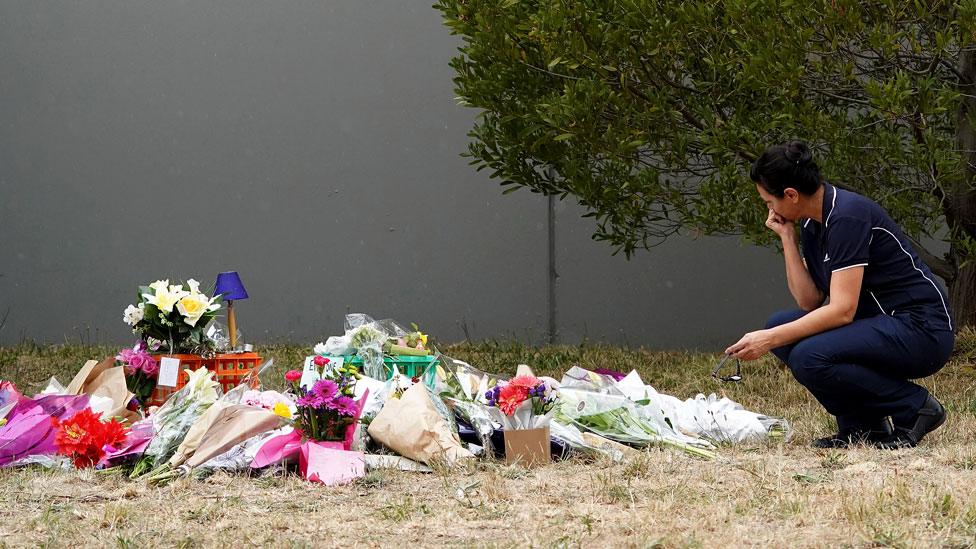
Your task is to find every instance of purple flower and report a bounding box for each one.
[485,386,501,406]
[296,393,324,409]
[311,379,339,401]
[332,395,359,416]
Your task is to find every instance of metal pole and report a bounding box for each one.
[547,192,558,345]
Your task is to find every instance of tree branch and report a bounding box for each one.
[906,235,956,280]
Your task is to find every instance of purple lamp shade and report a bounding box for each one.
[214,271,249,301]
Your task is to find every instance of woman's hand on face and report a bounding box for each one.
[764,210,793,238]
[725,329,776,361]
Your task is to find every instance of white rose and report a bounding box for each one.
[122,304,144,326]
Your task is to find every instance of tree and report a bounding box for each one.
[434,0,976,327]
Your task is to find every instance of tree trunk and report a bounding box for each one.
[950,50,976,329]
[948,261,976,329]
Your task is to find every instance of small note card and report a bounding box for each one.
[299,356,318,390]
[158,357,181,387]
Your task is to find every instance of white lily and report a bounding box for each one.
[184,368,219,402]
[142,280,189,313]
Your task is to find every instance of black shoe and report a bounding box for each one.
[812,419,893,449]
[875,394,946,450]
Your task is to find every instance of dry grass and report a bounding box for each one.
[0,334,975,547]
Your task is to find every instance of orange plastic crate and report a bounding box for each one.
[146,354,209,407]
[210,352,262,393]
[145,353,262,407]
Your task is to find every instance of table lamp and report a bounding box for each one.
[214,271,249,350]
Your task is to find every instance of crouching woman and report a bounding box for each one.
[726,141,954,449]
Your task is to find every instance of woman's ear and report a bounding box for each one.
[783,188,799,203]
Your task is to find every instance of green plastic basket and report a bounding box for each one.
[343,354,439,388]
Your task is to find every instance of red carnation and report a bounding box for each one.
[285,370,302,382]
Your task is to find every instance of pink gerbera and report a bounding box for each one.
[497,384,529,416]
[508,375,540,390]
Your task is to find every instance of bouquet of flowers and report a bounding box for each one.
[122,279,221,354]
[240,389,295,420]
[485,375,559,430]
[555,388,715,459]
[313,314,436,379]
[0,381,22,428]
[286,356,362,442]
[383,323,432,356]
[130,367,221,477]
[52,408,130,468]
[116,342,159,407]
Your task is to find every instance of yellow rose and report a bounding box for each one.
[177,294,209,326]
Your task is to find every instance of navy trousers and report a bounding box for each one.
[766,310,954,430]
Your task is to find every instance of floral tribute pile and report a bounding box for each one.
[0,309,796,488]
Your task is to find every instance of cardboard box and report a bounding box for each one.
[503,426,551,467]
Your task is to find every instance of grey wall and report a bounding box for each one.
[0,1,792,350]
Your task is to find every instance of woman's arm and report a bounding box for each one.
[726,266,864,360]
[768,211,823,310]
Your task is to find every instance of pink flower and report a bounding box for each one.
[140,356,159,376]
[296,393,323,409]
[330,395,359,416]
[508,375,540,390]
[116,346,158,377]
[260,390,285,409]
[313,356,331,367]
[285,370,302,382]
[497,384,530,416]
[311,380,338,401]
[241,390,262,408]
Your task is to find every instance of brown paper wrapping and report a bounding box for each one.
[65,357,115,395]
[183,405,283,468]
[367,383,474,466]
[66,357,139,424]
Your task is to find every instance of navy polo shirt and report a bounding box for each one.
[800,183,953,332]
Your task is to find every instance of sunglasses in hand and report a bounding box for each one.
[711,353,742,382]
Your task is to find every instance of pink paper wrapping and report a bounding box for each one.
[299,441,365,485]
[98,419,154,468]
[0,382,24,422]
[0,395,90,467]
[250,429,303,469]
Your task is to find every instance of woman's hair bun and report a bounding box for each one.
[783,141,813,166]
[750,140,822,196]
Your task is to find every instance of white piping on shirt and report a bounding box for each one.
[831,262,868,273]
[871,227,953,330]
[824,186,837,227]
[868,291,889,315]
